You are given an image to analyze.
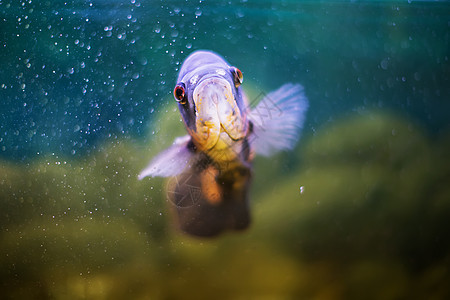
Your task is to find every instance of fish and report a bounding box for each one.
[139,50,308,237]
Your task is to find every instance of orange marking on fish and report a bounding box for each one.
[200,166,222,205]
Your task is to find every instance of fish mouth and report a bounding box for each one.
[191,76,246,151]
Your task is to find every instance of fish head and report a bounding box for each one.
[173,51,248,152]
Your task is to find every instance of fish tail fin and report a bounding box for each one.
[167,160,251,237]
[248,83,308,156]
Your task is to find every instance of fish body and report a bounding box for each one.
[139,50,308,237]
[175,51,250,169]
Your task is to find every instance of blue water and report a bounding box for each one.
[1,2,450,298]
[1,0,449,161]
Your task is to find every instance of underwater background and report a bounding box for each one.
[1,0,450,299]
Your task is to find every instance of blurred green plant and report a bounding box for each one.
[1,111,449,299]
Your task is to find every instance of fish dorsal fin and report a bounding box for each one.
[138,135,192,179]
[248,83,308,157]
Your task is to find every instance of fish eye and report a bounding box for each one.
[173,83,186,104]
[230,66,243,88]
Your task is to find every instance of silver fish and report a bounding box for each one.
[139,50,308,237]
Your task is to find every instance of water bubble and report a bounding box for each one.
[414,72,421,81]
[380,58,389,70]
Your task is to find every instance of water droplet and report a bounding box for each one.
[380,58,389,70]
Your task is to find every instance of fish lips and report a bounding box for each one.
[191,76,246,151]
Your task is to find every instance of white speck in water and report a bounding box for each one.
[380,58,389,70]
[392,128,397,136]
[299,186,304,194]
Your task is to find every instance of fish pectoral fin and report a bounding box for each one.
[248,83,308,156]
[138,135,193,180]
